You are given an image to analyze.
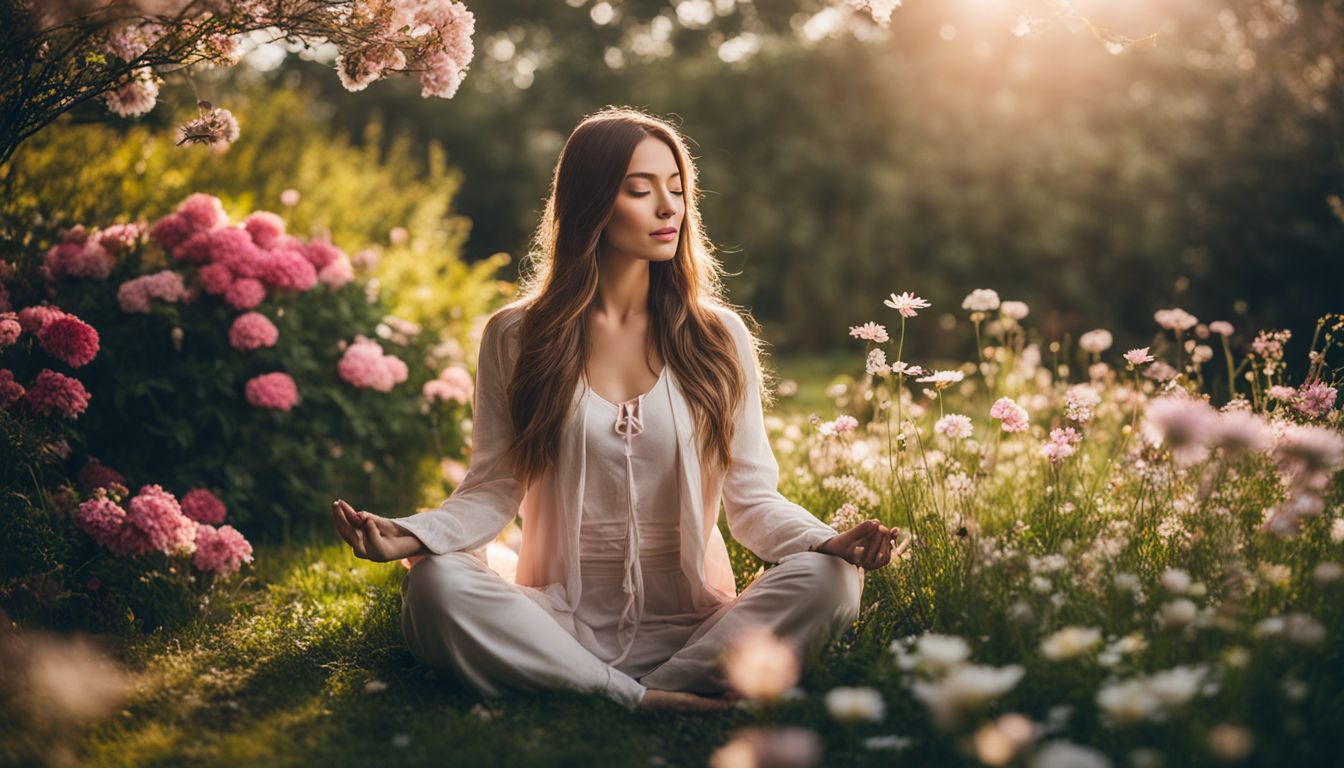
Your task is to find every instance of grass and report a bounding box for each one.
[67,349,1344,767]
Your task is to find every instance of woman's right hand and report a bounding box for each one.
[329,499,426,562]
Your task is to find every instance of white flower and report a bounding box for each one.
[935,414,973,440]
[884,291,931,317]
[825,686,886,723]
[962,289,1001,312]
[722,628,800,700]
[1154,308,1199,332]
[916,370,965,388]
[1144,665,1206,708]
[1039,626,1102,661]
[1031,741,1112,768]
[1096,679,1160,725]
[1159,568,1191,594]
[912,664,1025,729]
[1157,598,1198,629]
[866,349,889,376]
[913,633,971,674]
[1000,300,1029,320]
[1079,329,1113,354]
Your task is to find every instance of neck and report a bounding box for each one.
[593,245,651,322]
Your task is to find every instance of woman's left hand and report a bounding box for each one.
[812,519,899,570]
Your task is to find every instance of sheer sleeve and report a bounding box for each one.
[392,310,525,554]
[717,309,837,563]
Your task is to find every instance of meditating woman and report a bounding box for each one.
[329,107,900,712]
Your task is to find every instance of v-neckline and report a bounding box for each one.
[586,366,667,409]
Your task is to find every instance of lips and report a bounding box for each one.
[650,227,677,236]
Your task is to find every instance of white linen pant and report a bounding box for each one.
[400,550,864,710]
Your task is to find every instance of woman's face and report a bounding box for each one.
[600,136,684,263]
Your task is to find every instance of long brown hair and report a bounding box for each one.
[498,106,773,489]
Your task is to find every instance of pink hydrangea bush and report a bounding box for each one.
[180,488,228,525]
[245,372,300,411]
[192,523,254,576]
[338,337,409,392]
[36,314,100,367]
[423,364,473,403]
[228,312,279,351]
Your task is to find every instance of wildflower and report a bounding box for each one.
[829,502,864,532]
[962,289,1001,312]
[1062,384,1101,423]
[1157,599,1197,629]
[1144,396,1216,464]
[990,397,1029,433]
[1032,742,1111,768]
[908,633,972,674]
[935,414,973,440]
[1154,308,1198,332]
[833,414,859,433]
[1293,382,1337,418]
[177,101,240,148]
[710,728,821,768]
[1267,385,1297,402]
[1212,411,1272,455]
[911,663,1025,730]
[23,369,90,419]
[37,315,100,367]
[916,370,965,388]
[1191,344,1213,363]
[1039,626,1102,661]
[825,687,886,724]
[192,523,254,576]
[722,627,800,700]
[849,322,889,343]
[1207,725,1253,762]
[884,291,931,318]
[228,312,279,351]
[244,372,300,411]
[974,714,1034,766]
[280,189,301,207]
[865,349,889,376]
[1000,301,1029,320]
[1208,321,1233,336]
[890,361,925,377]
[1078,330,1113,355]
[1160,567,1191,594]
[1123,347,1154,367]
[180,488,227,525]
[103,68,160,117]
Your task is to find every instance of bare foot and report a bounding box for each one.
[637,689,736,712]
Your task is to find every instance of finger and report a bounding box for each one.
[840,519,877,545]
[330,502,361,548]
[365,517,387,561]
[858,527,884,569]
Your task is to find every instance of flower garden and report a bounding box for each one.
[3,0,1342,765]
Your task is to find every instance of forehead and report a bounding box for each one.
[625,136,680,178]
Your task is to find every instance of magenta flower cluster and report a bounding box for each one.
[74,483,252,575]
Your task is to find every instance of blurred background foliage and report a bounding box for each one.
[159,0,1339,365]
[3,0,1340,361]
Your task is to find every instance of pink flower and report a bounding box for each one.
[243,212,286,249]
[1040,440,1076,464]
[18,305,67,334]
[224,278,267,310]
[37,315,100,367]
[123,484,196,556]
[44,229,113,281]
[1123,347,1155,367]
[990,397,1029,433]
[337,42,408,92]
[318,256,355,289]
[78,458,125,493]
[1154,308,1198,332]
[228,312,279,351]
[418,48,466,98]
[0,369,25,409]
[722,627,800,701]
[303,237,345,271]
[180,488,227,525]
[890,361,926,377]
[117,271,185,313]
[834,414,859,434]
[1050,427,1082,446]
[192,523,254,576]
[197,263,234,295]
[280,189,301,207]
[962,289,1001,312]
[176,193,229,232]
[245,372,300,411]
[425,365,473,404]
[97,222,141,252]
[338,338,408,392]
[23,369,90,419]
[849,322,890,343]
[935,414,973,440]
[102,68,159,117]
[1293,382,1337,419]
[884,291,931,318]
[0,312,20,347]
[75,491,128,551]
[1209,321,1234,337]
[263,249,318,291]
[117,279,152,313]
[149,213,194,251]
[1267,385,1297,402]
[1079,329,1113,354]
[1144,397,1216,465]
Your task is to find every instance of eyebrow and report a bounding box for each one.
[625,172,682,181]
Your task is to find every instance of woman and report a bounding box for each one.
[329,107,900,712]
